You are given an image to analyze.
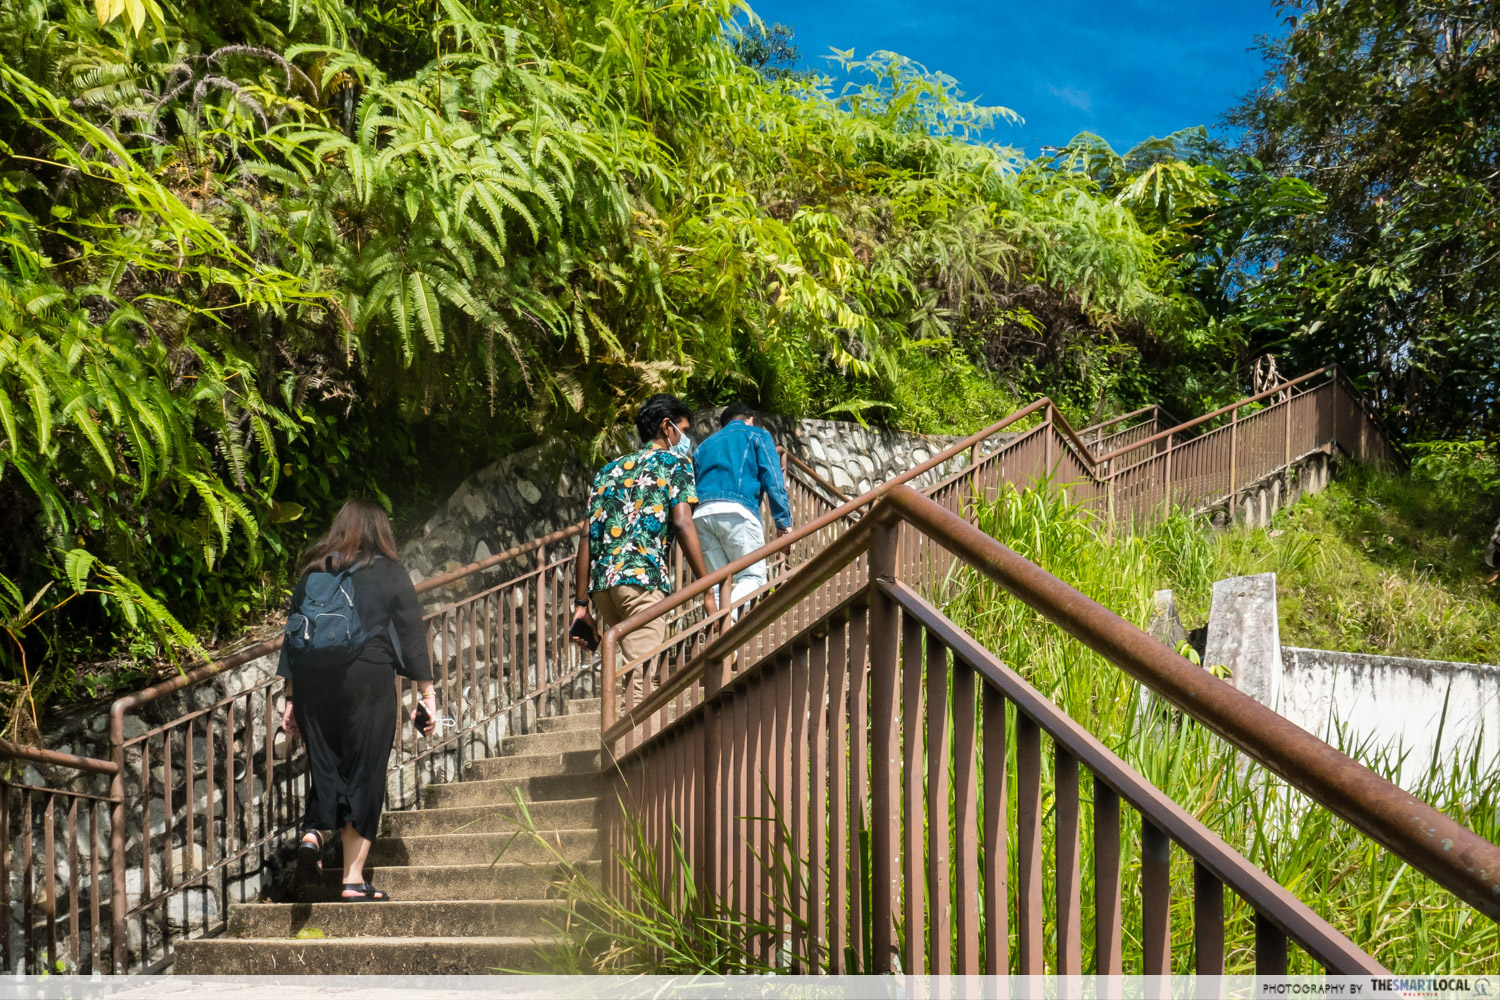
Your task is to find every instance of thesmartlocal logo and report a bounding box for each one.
[1368,978,1484,997]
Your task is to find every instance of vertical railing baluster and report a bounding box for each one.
[772,659,792,962]
[1194,862,1225,974]
[925,631,951,975]
[1142,821,1171,975]
[1015,712,1043,973]
[43,795,56,969]
[734,678,752,924]
[808,631,829,970]
[982,685,1008,974]
[0,787,9,973]
[742,675,762,953]
[829,613,851,973]
[223,702,236,861]
[758,673,776,960]
[1256,914,1289,975]
[789,644,811,970]
[205,709,217,870]
[22,789,33,972]
[184,720,196,889]
[869,528,900,972]
[900,614,924,976]
[66,799,80,971]
[89,800,101,972]
[1055,746,1082,976]
[137,739,150,941]
[1093,778,1123,977]
[535,545,548,716]
[951,657,980,976]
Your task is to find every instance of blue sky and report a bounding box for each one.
[741,0,1287,155]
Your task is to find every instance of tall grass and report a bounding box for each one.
[1149,465,1500,664]
[945,483,1500,972]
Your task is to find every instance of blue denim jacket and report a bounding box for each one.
[692,420,793,530]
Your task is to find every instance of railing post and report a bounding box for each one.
[867,513,901,972]
[1044,404,1056,474]
[107,710,126,974]
[534,543,547,705]
[1227,407,1239,521]
[1162,434,1173,517]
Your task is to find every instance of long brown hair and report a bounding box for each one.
[300,499,400,576]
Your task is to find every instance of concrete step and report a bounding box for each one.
[174,935,558,974]
[424,771,605,809]
[383,797,600,837]
[537,713,598,734]
[367,829,599,867]
[227,899,563,939]
[464,748,600,781]
[300,861,598,902]
[567,698,601,715]
[501,728,600,756]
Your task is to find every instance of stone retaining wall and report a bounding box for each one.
[400,410,992,583]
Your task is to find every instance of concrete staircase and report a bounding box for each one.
[174,697,604,974]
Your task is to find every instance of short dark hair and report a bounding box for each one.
[635,393,691,443]
[719,402,755,427]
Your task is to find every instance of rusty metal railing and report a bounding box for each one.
[594,369,1483,972]
[604,484,1499,973]
[601,367,1402,747]
[0,451,845,975]
[0,367,1405,973]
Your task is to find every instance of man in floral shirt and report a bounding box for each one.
[571,394,717,681]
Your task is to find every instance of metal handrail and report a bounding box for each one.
[600,371,1366,732]
[609,485,1500,927]
[0,739,117,777]
[785,452,853,504]
[598,397,1061,729]
[886,579,1385,974]
[1094,366,1334,463]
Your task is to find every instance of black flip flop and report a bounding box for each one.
[340,882,390,901]
[295,829,323,886]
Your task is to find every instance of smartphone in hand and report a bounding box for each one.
[569,617,600,652]
[412,700,432,733]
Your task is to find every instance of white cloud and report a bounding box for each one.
[1046,83,1094,112]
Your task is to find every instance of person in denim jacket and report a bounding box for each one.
[692,403,794,610]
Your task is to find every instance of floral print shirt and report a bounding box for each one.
[586,445,698,595]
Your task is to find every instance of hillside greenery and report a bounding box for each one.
[1,0,1496,724]
[1231,0,1500,439]
[0,0,1268,718]
[1160,453,1500,665]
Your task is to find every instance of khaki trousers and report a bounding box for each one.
[592,584,668,706]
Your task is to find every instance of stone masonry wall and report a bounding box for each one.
[400,410,993,583]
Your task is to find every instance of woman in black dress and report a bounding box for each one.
[278,499,436,901]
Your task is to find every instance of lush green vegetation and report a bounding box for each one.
[0,0,1272,717]
[1159,452,1500,664]
[2,0,1497,729]
[1231,0,1500,440]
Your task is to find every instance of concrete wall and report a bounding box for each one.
[1280,646,1500,787]
[1204,573,1500,790]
